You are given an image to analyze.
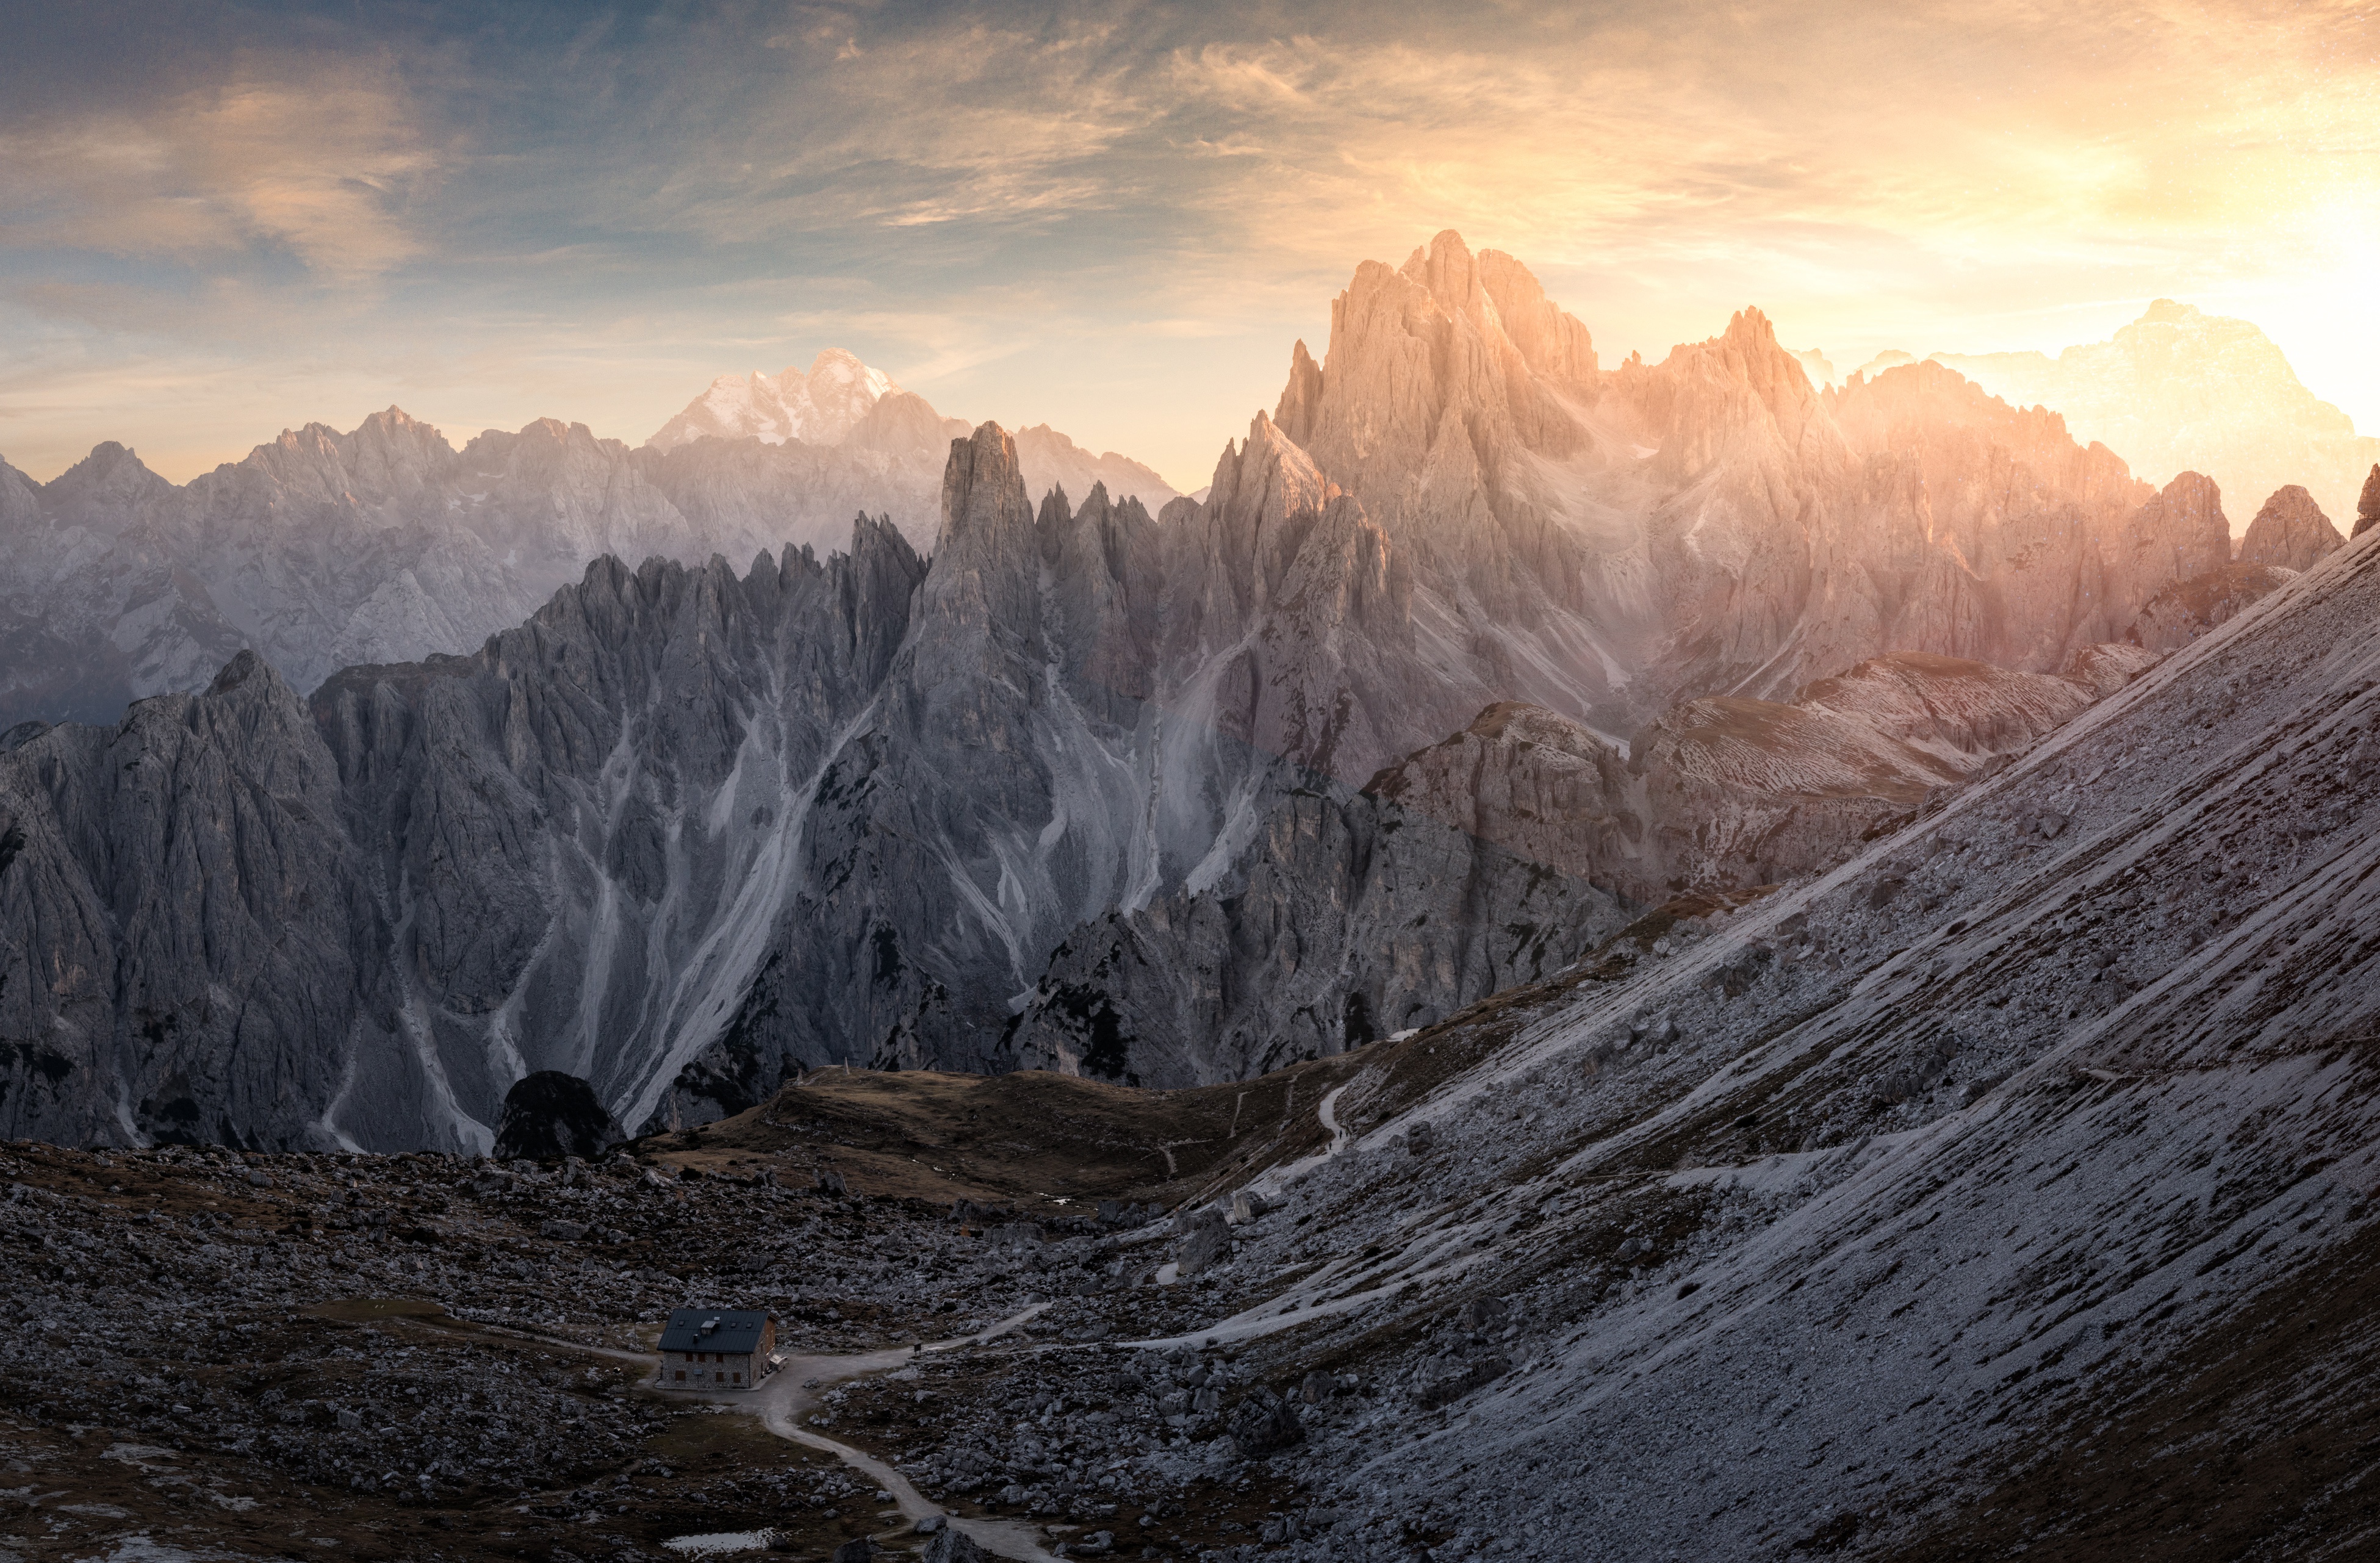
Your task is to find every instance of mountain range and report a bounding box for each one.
[0,359,1176,731]
[7,230,2362,1155]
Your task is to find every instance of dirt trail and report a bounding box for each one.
[673,1304,1060,1561]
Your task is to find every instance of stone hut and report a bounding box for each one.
[660,1308,777,1390]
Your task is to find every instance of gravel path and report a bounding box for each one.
[677,1302,1062,1561]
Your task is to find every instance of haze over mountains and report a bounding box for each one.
[1798,299,2380,528]
[6,230,2362,1159]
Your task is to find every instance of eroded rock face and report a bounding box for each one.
[2356,464,2380,540]
[0,231,2343,1147]
[1,415,1581,1142]
[1271,230,2236,728]
[1005,652,2118,1083]
[0,652,394,1150]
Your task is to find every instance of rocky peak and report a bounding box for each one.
[846,389,967,456]
[0,458,40,529]
[1937,301,2379,525]
[1033,481,1161,716]
[936,422,1037,559]
[1828,360,2149,529]
[181,648,342,811]
[204,647,275,698]
[906,423,1044,700]
[1477,249,1597,387]
[2237,485,2345,570]
[41,440,177,533]
[329,407,459,500]
[2356,464,2380,540]
[1717,306,1821,420]
[1628,304,1834,487]
[1195,414,1343,621]
[1273,339,1325,447]
[2104,472,2233,625]
[460,416,633,484]
[1010,425,1181,512]
[1397,228,1493,320]
[1276,229,1599,586]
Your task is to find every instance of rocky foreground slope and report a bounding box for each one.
[1173,497,2380,1559]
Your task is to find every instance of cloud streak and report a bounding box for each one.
[0,65,437,286]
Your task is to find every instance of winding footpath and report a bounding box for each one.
[634,1082,1379,1555]
[666,1304,1060,1561]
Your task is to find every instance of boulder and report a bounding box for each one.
[1414,1353,1511,1409]
[2357,464,2380,540]
[1174,1209,1232,1276]
[491,1073,624,1161]
[1459,1296,1511,1331]
[1227,1387,1305,1456]
[924,1527,990,1563]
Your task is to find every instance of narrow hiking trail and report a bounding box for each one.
[669,1303,1060,1561]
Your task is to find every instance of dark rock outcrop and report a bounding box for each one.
[2127,562,2298,652]
[1227,1387,1305,1456]
[492,1072,625,1160]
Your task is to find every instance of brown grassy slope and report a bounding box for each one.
[637,889,1784,1218]
[634,1057,1367,1211]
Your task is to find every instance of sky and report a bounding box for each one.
[0,0,2374,491]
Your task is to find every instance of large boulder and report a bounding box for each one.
[922,1526,989,1563]
[1174,1209,1233,1276]
[2357,464,2380,539]
[491,1071,625,1160]
[1228,1386,1306,1456]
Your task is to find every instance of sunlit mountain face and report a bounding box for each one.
[7,5,2380,1562]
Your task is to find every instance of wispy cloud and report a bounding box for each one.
[0,62,437,285]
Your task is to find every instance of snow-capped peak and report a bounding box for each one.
[647,349,903,451]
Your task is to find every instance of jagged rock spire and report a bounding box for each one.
[2239,485,2344,570]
